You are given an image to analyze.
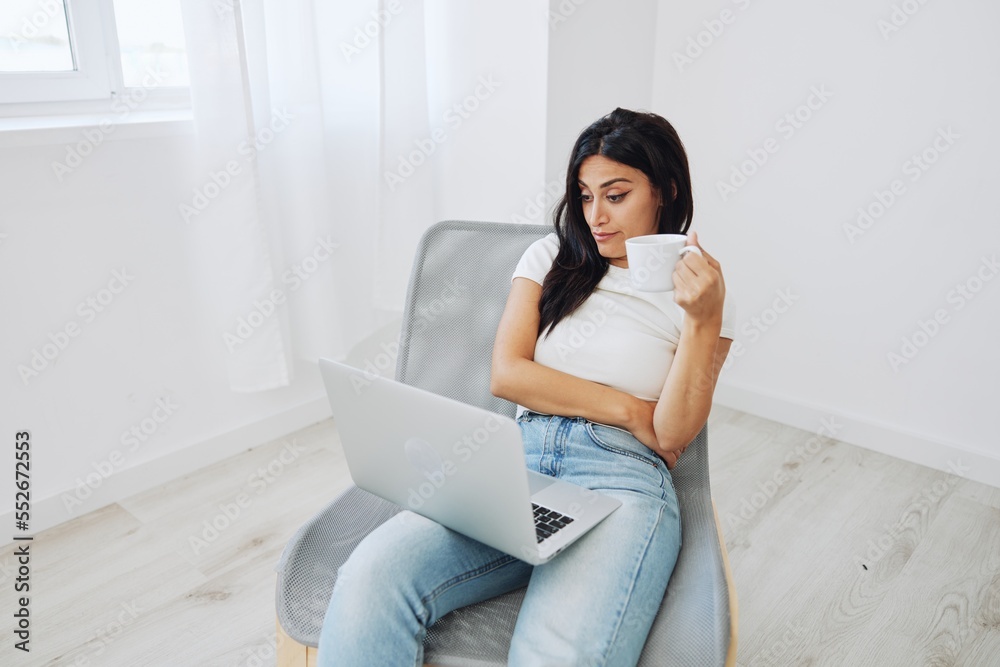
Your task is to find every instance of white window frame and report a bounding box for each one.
[0,0,190,118]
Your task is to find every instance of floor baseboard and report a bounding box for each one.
[714,379,1000,490]
[1,394,333,548]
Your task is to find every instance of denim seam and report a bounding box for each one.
[552,418,577,477]
[662,467,677,498]
[589,420,633,436]
[539,415,557,477]
[420,554,518,618]
[409,627,425,667]
[599,501,667,664]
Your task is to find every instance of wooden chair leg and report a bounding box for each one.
[712,498,739,667]
[276,614,310,667]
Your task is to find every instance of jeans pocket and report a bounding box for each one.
[584,422,661,469]
[517,409,546,423]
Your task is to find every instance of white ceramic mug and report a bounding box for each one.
[624,234,702,292]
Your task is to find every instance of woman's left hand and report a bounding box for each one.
[673,230,725,325]
[634,398,685,470]
[661,449,682,470]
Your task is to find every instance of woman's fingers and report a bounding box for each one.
[665,450,680,470]
[673,256,710,298]
[683,232,721,272]
[679,246,719,277]
[674,235,725,315]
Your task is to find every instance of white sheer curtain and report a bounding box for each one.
[177,0,436,391]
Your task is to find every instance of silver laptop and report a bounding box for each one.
[319,358,621,565]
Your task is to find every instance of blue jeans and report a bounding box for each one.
[316,411,682,666]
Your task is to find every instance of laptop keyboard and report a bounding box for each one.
[532,503,574,543]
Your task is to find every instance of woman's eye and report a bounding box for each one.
[607,192,627,203]
[579,193,593,202]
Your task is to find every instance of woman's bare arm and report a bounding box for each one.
[648,232,731,457]
[490,277,643,431]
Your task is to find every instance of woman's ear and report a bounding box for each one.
[671,180,678,200]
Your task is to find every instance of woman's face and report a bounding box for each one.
[577,154,662,268]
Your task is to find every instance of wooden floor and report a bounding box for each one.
[3,405,999,666]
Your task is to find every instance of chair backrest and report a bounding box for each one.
[395,220,552,417]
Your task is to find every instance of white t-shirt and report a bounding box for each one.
[511,232,736,418]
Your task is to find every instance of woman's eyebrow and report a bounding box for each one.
[578,177,633,189]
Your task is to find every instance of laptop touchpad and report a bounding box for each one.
[526,470,557,495]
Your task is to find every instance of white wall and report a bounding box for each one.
[0,125,331,542]
[425,0,550,226]
[545,0,660,190]
[376,0,551,309]
[649,0,1000,483]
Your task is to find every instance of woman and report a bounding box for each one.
[318,107,735,666]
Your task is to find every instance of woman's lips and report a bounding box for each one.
[593,231,617,242]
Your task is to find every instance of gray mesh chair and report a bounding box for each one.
[274,220,738,666]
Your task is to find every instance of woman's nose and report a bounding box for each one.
[588,200,608,224]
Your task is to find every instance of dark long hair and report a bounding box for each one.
[538,108,694,338]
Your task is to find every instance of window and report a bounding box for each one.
[111,0,189,89]
[0,0,189,113]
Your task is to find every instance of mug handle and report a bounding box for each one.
[679,245,702,257]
